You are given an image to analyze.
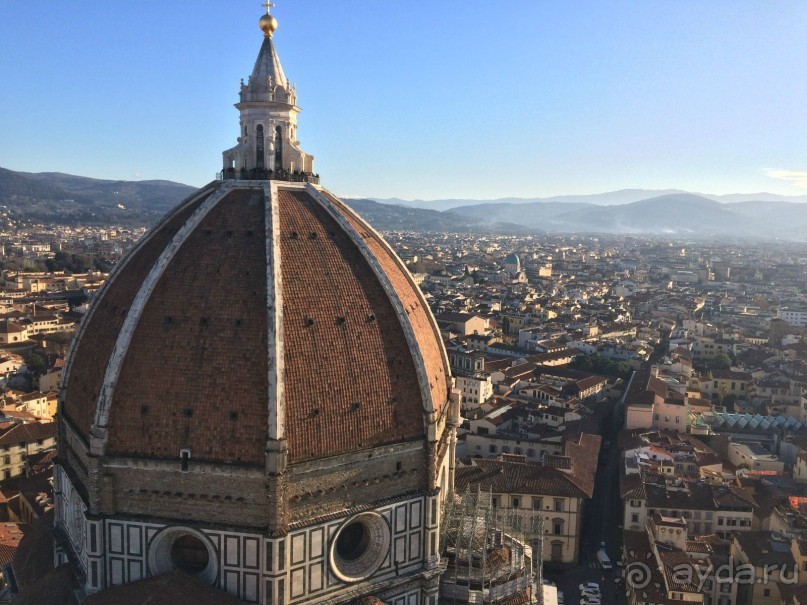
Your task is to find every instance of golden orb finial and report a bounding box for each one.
[260,2,278,37]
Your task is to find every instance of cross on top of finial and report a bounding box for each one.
[262,1,275,14]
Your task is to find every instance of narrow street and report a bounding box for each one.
[546,396,626,604]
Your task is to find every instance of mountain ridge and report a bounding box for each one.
[372,189,807,211]
[1,167,806,240]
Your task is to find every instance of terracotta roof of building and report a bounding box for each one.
[455,433,600,499]
[492,588,532,605]
[0,523,25,566]
[26,448,56,476]
[353,597,387,605]
[642,481,757,511]
[435,311,481,323]
[61,184,216,449]
[84,571,247,605]
[734,531,795,568]
[10,563,79,605]
[710,369,752,381]
[9,517,66,603]
[61,183,450,465]
[456,459,587,498]
[0,422,55,447]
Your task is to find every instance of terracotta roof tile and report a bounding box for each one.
[107,189,269,464]
[84,571,247,605]
[62,185,217,440]
[63,183,446,466]
[0,422,55,447]
[455,457,591,499]
[278,189,426,462]
[321,190,450,416]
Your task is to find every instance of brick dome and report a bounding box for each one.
[60,180,451,466]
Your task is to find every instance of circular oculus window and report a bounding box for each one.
[329,512,390,583]
[147,526,218,585]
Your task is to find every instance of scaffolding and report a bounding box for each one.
[439,488,544,605]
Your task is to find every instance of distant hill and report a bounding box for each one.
[444,193,807,239]
[545,194,740,234]
[0,167,197,226]
[372,189,688,211]
[446,200,597,227]
[342,198,533,234]
[374,189,807,211]
[3,167,807,240]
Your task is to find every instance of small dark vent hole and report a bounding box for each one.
[140,405,149,416]
[204,229,213,236]
[183,408,193,418]
[226,230,233,238]
[305,317,315,327]
[336,316,346,325]
[246,230,254,237]
[308,232,317,240]
[290,231,298,239]
[229,411,238,421]
[367,313,376,323]
[235,319,242,326]
[312,408,320,417]
[328,231,336,238]
[390,396,398,405]
[199,317,209,327]
[396,461,402,472]
[352,401,361,411]
[164,316,174,325]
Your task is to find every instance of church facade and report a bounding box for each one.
[54,8,460,605]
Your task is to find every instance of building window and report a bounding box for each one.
[180,449,191,472]
[274,126,283,168]
[552,518,564,535]
[489,445,497,453]
[255,124,265,169]
[512,497,520,508]
[532,498,542,510]
[171,534,210,574]
[631,514,639,523]
[554,499,564,512]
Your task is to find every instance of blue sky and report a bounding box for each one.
[1,1,806,200]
